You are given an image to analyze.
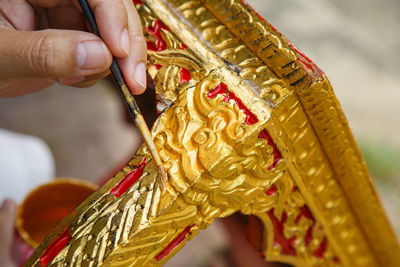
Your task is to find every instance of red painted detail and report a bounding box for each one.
[206,82,228,98]
[147,40,167,52]
[246,215,264,253]
[294,205,315,247]
[258,129,282,170]
[154,64,162,70]
[39,229,72,266]
[269,24,278,32]
[292,186,298,192]
[147,20,170,36]
[156,39,167,51]
[313,237,328,258]
[132,0,143,5]
[207,83,259,125]
[146,40,157,51]
[146,20,170,52]
[155,225,194,261]
[304,224,315,247]
[265,184,277,196]
[291,43,313,64]
[295,205,314,223]
[267,209,296,256]
[297,58,314,73]
[98,160,129,186]
[333,257,341,264]
[256,13,266,22]
[179,43,187,49]
[110,158,146,198]
[179,68,191,83]
[288,43,320,75]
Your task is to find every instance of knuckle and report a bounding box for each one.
[25,34,56,75]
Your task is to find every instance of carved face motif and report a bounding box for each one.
[153,74,279,213]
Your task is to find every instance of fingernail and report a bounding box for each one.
[121,28,130,56]
[135,62,146,89]
[76,41,109,70]
[58,77,86,85]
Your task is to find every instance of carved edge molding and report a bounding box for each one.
[229,1,400,265]
[148,0,400,264]
[233,2,400,265]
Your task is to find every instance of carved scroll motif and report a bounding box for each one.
[25,0,399,266]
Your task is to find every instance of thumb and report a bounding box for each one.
[0,27,112,80]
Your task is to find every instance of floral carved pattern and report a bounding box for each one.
[24,0,399,266]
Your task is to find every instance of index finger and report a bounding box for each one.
[73,0,130,58]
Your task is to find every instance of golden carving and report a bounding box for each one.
[24,0,399,266]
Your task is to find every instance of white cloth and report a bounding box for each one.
[0,129,54,202]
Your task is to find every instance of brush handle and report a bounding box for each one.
[77,0,141,114]
[77,0,165,171]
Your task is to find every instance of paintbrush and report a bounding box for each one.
[77,0,168,189]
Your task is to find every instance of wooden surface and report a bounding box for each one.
[24,0,399,266]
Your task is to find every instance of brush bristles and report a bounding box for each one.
[157,166,168,191]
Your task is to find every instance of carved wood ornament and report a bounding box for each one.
[25,0,400,266]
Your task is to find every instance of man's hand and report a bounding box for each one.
[0,199,17,267]
[0,0,147,97]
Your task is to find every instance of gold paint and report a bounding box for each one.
[119,83,168,188]
[118,82,167,189]
[24,0,399,266]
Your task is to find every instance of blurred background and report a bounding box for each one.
[0,0,399,266]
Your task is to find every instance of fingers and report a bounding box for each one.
[84,0,129,58]
[71,0,147,94]
[27,0,64,9]
[29,0,129,58]
[8,0,147,95]
[0,199,17,264]
[0,27,112,81]
[46,5,86,31]
[84,0,147,94]
[118,0,147,94]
